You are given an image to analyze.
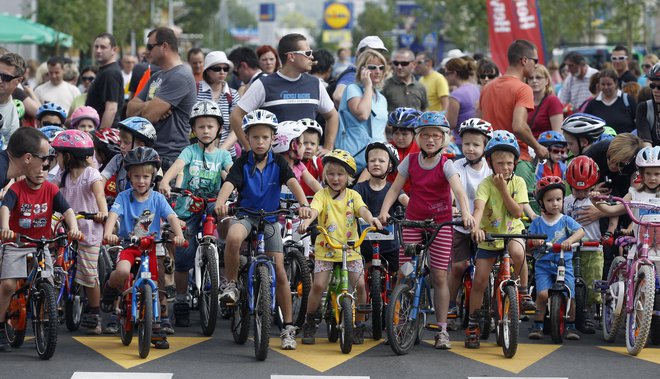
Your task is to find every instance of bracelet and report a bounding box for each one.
[300,204,310,208]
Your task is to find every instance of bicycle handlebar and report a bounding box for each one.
[312,225,385,250]
[593,195,660,227]
[389,217,463,229]
[484,233,548,242]
[12,233,70,247]
[229,207,295,218]
[540,240,601,253]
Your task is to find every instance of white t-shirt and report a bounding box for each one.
[453,157,492,234]
[34,81,81,111]
[564,194,601,251]
[0,97,20,147]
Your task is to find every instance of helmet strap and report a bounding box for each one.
[421,148,442,159]
[464,154,484,167]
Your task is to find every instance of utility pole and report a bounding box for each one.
[107,0,113,34]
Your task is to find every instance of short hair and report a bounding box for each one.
[607,133,644,169]
[0,52,26,77]
[227,47,260,69]
[256,45,281,71]
[507,39,536,65]
[148,27,178,52]
[337,47,349,56]
[445,57,476,81]
[477,58,500,77]
[47,56,63,68]
[187,47,203,61]
[613,45,629,55]
[415,51,434,66]
[310,49,334,75]
[7,126,48,158]
[95,32,117,48]
[355,50,388,89]
[393,48,414,61]
[599,68,618,83]
[277,34,307,64]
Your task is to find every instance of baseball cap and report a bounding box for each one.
[441,48,465,67]
[357,36,388,54]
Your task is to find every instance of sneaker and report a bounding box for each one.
[564,326,581,341]
[301,319,318,345]
[0,323,9,351]
[434,331,452,350]
[578,317,596,334]
[82,314,102,335]
[280,325,297,350]
[353,323,365,345]
[464,326,480,349]
[101,283,120,313]
[151,327,170,349]
[521,294,537,313]
[220,281,239,304]
[528,324,543,340]
[103,313,119,335]
[173,301,190,327]
[161,318,175,335]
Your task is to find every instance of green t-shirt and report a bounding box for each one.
[476,175,529,250]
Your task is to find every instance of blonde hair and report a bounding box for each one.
[414,126,450,152]
[607,133,644,167]
[322,161,355,187]
[527,64,554,95]
[355,50,389,90]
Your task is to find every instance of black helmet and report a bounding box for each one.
[123,147,161,170]
[648,63,660,81]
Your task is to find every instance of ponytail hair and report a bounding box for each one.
[445,57,476,80]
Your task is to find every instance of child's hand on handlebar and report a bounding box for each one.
[68,229,84,241]
[158,182,171,197]
[173,235,186,247]
[377,213,389,226]
[214,203,229,218]
[561,240,573,251]
[462,214,475,230]
[93,211,108,224]
[104,234,119,245]
[529,239,543,248]
[471,228,485,244]
[298,206,311,219]
[0,228,14,241]
[370,217,383,230]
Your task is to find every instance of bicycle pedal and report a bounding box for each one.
[426,323,440,330]
[447,313,458,319]
[523,309,536,315]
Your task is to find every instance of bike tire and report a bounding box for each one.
[199,245,219,336]
[119,291,133,346]
[603,256,627,343]
[97,246,112,291]
[254,265,272,361]
[64,281,84,331]
[339,296,354,354]
[500,285,519,358]
[326,294,339,343]
[549,292,566,344]
[231,273,250,345]
[370,270,383,340]
[414,286,429,345]
[286,248,311,328]
[386,283,418,355]
[137,285,153,359]
[33,282,58,360]
[625,265,654,355]
[574,282,587,332]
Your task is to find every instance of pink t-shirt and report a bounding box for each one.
[58,166,103,247]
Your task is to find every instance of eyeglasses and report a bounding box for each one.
[611,55,627,61]
[479,74,498,80]
[392,61,412,67]
[643,64,653,69]
[418,132,444,140]
[0,72,21,83]
[81,76,95,82]
[41,121,62,127]
[549,147,566,155]
[525,56,539,65]
[210,66,230,72]
[366,64,385,71]
[650,83,660,90]
[528,75,545,81]
[288,50,313,58]
[146,42,163,51]
[416,59,429,65]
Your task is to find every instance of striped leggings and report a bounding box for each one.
[399,225,454,271]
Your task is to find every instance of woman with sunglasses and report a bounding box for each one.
[525,64,563,139]
[196,51,240,158]
[476,59,500,88]
[68,66,98,121]
[638,54,659,87]
[636,63,660,147]
[584,68,637,135]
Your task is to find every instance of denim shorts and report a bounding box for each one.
[534,259,575,295]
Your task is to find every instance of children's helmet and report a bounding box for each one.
[388,107,421,130]
[70,106,100,129]
[566,156,600,190]
[365,141,400,168]
[189,100,224,127]
[636,146,660,168]
[13,99,25,119]
[272,121,305,154]
[647,62,660,81]
[242,109,278,132]
[94,128,121,157]
[298,118,323,137]
[537,130,567,147]
[118,116,157,146]
[37,102,67,122]
[322,149,357,176]
[51,129,95,158]
[560,113,605,142]
[458,118,493,140]
[485,130,520,159]
[39,125,65,141]
[535,175,565,203]
[123,146,161,170]
[414,111,450,132]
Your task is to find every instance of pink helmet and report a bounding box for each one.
[51,129,95,158]
[70,106,100,129]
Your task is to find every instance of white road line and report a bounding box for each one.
[272,376,370,379]
[71,373,173,379]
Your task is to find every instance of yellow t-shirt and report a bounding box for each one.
[311,188,367,262]
[476,175,529,250]
[419,71,449,112]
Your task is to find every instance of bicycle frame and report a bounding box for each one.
[123,237,160,323]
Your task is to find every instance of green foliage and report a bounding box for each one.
[352,2,396,52]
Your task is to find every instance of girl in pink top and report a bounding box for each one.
[273,121,323,196]
[379,111,474,350]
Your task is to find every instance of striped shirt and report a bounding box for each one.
[197,81,240,158]
[559,66,598,109]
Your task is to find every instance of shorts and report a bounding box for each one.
[399,224,453,271]
[452,229,475,263]
[176,202,215,272]
[476,248,502,260]
[314,259,364,274]
[232,217,283,253]
[0,245,53,280]
[118,245,158,281]
[534,259,575,295]
[75,244,100,288]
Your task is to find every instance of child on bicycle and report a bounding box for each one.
[561,113,605,157]
[102,147,186,349]
[93,128,121,173]
[447,118,493,326]
[528,176,586,340]
[387,107,421,188]
[69,106,100,133]
[299,149,383,345]
[468,130,534,348]
[51,130,109,334]
[272,120,323,195]
[535,131,567,181]
[158,100,233,328]
[0,143,83,350]
[299,118,324,197]
[378,111,475,350]
[213,109,312,351]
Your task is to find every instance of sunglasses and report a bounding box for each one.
[0,72,21,83]
[81,76,95,82]
[289,50,313,58]
[479,74,498,80]
[643,64,653,69]
[525,56,539,65]
[366,64,385,71]
[650,83,660,90]
[611,55,627,61]
[32,147,56,165]
[210,66,230,72]
[41,121,62,127]
[550,147,566,155]
[146,42,163,51]
[392,61,412,67]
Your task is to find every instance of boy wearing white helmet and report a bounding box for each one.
[299,118,324,196]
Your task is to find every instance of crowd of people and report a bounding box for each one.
[0,27,659,355]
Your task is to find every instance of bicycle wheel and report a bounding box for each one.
[137,285,153,359]
[253,265,272,361]
[199,245,219,336]
[65,281,84,331]
[338,296,353,354]
[286,248,311,327]
[119,295,133,346]
[326,294,339,343]
[625,265,655,355]
[499,284,519,358]
[231,274,249,345]
[32,282,58,360]
[574,281,587,333]
[651,292,660,345]
[603,256,626,342]
[97,247,112,290]
[549,292,566,344]
[370,270,383,340]
[414,285,430,345]
[386,282,418,355]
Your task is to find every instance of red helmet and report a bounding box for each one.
[566,156,600,190]
[535,175,565,203]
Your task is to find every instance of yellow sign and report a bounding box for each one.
[324,2,351,30]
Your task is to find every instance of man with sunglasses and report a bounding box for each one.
[0,127,51,198]
[635,63,660,147]
[86,33,124,129]
[382,49,428,113]
[0,52,25,142]
[414,51,449,112]
[611,45,637,89]
[560,52,598,110]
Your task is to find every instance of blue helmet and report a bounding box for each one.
[414,111,450,132]
[537,130,567,147]
[388,107,421,130]
[118,116,157,146]
[39,125,65,141]
[485,130,520,159]
[37,102,67,122]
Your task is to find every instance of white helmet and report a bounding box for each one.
[298,118,323,137]
[560,113,605,142]
[272,121,305,154]
[242,109,278,132]
[636,146,660,168]
[458,118,493,139]
[189,100,223,127]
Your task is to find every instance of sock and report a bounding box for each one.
[437,322,447,332]
[89,307,100,314]
[283,322,293,328]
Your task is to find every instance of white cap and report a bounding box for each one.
[357,36,388,54]
[204,51,234,72]
[441,48,465,67]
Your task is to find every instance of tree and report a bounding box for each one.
[352,2,396,52]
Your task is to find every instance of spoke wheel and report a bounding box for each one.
[339,296,354,354]
[326,294,339,343]
[65,281,84,331]
[119,292,133,346]
[386,283,419,355]
[32,282,59,360]
[626,265,654,355]
[499,285,519,358]
[253,265,272,361]
[603,257,627,342]
[137,285,153,359]
[549,292,566,344]
[199,245,219,336]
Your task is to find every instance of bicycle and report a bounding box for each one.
[385,217,461,356]
[311,224,385,354]
[594,195,660,355]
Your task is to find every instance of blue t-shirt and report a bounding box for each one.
[529,214,582,262]
[110,189,176,239]
[353,181,400,255]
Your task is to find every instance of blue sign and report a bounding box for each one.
[400,33,415,47]
[260,3,276,22]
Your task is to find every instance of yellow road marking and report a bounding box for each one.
[441,341,562,374]
[270,338,382,372]
[598,346,660,365]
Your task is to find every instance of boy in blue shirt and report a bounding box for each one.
[214,109,311,350]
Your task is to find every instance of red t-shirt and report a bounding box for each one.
[527,95,563,139]
[4,180,70,240]
[302,157,323,196]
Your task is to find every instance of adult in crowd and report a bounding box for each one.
[584,68,637,134]
[336,49,389,172]
[196,51,240,157]
[230,34,338,154]
[444,57,480,144]
[86,33,125,129]
[310,48,335,89]
[127,49,161,100]
[0,53,25,141]
[34,57,80,111]
[476,59,500,88]
[635,62,660,146]
[127,27,196,171]
[638,54,659,87]
[68,66,98,120]
[120,54,137,99]
[0,127,51,190]
[63,58,79,87]
[559,52,599,110]
[256,45,280,75]
[526,64,563,137]
[479,39,547,191]
[382,48,428,113]
[227,47,265,97]
[414,51,449,111]
[611,45,637,88]
[332,47,352,78]
[576,72,600,113]
[187,47,205,86]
